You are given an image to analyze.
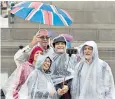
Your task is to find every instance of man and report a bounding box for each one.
[51,35,79,99]
[14,29,54,67]
[71,41,115,99]
[2,29,54,98]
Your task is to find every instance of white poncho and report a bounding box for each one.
[71,41,115,99]
[51,53,78,85]
[18,56,58,99]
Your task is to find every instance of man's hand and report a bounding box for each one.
[29,34,41,48]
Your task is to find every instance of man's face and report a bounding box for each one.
[38,30,50,48]
[55,42,66,53]
[83,45,93,61]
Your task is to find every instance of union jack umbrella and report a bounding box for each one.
[10,1,73,26]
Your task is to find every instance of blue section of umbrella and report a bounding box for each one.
[10,1,73,26]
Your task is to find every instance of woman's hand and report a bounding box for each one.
[57,88,64,96]
[62,85,69,94]
[57,85,69,96]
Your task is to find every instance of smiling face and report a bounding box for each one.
[83,45,93,61]
[39,36,50,48]
[38,30,50,49]
[42,57,52,71]
[34,50,43,62]
[54,42,66,53]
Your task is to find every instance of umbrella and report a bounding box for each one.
[48,31,58,39]
[13,1,72,20]
[60,33,73,48]
[10,1,73,26]
[60,33,73,42]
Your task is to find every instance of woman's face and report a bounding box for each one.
[55,42,66,53]
[83,45,93,61]
[42,58,51,71]
[34,51,43,61]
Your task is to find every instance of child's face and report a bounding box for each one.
[42,58,51,71]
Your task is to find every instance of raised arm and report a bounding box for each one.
[14,33,41,67]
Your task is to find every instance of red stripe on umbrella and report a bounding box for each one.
[10,7,21,14]
[42,10,52,26]
[29,2,43,9]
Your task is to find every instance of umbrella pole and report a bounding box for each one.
[39,23,40,29]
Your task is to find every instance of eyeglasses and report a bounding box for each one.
[40,36,50,40]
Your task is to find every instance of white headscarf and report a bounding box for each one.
[71,41,115,99]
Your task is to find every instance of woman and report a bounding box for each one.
[71,41,115,99]
[4,46,43,99]
[18,56,58,99]
[51,35,79,99]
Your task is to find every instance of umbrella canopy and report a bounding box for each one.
[60,33,73,42]
[48,31,58,39]
[10,1,73,26]
[13,1,72,20]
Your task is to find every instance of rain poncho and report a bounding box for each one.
[71,41,115,99]
[3,46,43,99]
[18,56,58,99]
[51,35,78,85]
[51,52,78,85]
[4,62,34,99]
[49,35,78,99]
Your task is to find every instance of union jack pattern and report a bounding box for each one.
[10,1,73,26]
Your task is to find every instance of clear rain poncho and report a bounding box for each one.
[18,55,58,99]
[51,52,78,85]
[71,41,115,99]
[4,61,34,99]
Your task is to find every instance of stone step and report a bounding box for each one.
[1,28,115,42]
[1,41,115,58]
[8,22,115,29]
[1,41,115,47]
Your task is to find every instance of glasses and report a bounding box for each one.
[40,36,50,40]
